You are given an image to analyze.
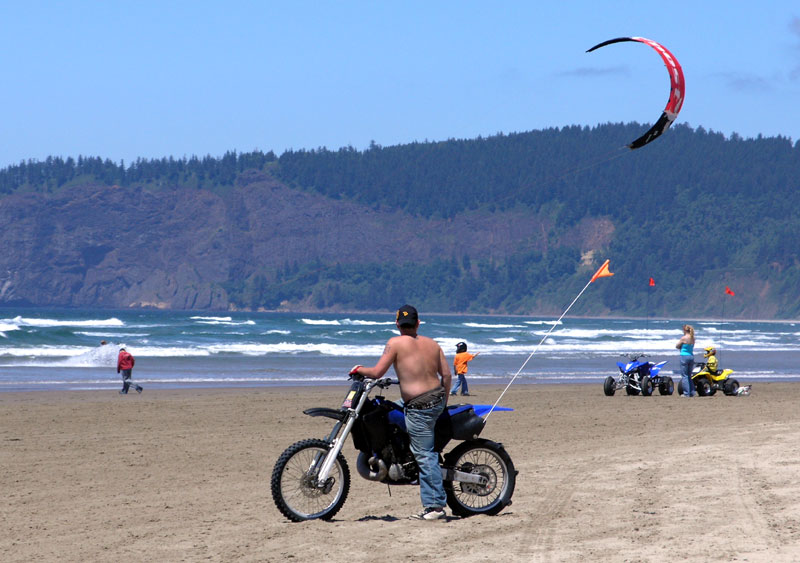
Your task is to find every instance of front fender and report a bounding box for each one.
[303,407,347,421]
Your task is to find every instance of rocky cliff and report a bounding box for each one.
[0,171,612,310]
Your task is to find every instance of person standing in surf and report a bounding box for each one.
[117,347,143,395]
[676,324,695,397]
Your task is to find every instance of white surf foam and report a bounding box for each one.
[10,316,125,328]
[463,322,527,329]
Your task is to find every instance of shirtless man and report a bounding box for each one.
[350,304,452,520]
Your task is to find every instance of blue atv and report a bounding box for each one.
[604,354,673,396]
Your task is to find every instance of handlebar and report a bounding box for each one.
[621,353,648,360]
[349,373,398,389]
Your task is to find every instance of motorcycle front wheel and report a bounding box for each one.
[444,439,516,517]
[271,438,350,522]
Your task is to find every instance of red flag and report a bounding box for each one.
[589,259,614,283]
[725,286,735,296]
[648,277,655,287]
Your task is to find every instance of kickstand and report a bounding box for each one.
[386,484,392,497]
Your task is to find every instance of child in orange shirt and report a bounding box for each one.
[451,342,480,396]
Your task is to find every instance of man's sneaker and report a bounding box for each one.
[137,387,143,394]
[410,507,446,521]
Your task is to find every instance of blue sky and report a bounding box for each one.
[1,1,799,168]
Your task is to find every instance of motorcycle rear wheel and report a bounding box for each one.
[444,439,516,517]
[271,438,350,522]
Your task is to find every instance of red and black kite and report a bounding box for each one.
[587,37,685,149]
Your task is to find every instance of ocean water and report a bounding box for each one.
[1,308,798,392]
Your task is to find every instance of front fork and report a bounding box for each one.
[314,414,357,486]
[314,385,374,486]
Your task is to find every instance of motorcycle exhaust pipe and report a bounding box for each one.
[356,452,388,481]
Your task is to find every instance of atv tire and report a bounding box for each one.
[723,378,740,396]
[696,379,713,397]
[603,376,616,396]
[641,375,653,396]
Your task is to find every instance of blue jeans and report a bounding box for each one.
[680,356,695,397]
[405,400,446,509]
[120,369,142,394]
[450,373,469,395]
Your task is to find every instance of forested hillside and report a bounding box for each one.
[2,122,799,317]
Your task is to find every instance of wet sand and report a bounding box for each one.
[2,382,799,562]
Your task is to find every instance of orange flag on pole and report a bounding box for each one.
[487,256,613,421]
[725,286,735,296]
[649,277,655,286]
[589,259,614,283]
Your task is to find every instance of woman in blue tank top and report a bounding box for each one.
[676,324,696,397]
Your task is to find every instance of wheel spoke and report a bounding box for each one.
[281,448,338,516]
[272,441,349,521]
[453,448,505,508]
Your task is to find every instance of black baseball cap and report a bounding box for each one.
[396,304,419,327]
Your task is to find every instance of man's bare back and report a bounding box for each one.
[383,334,450,401]
[352,315,451,402]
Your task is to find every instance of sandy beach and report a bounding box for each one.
[2,382,800,562]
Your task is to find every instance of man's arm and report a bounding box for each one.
[438,348,452,396]
[355,340,397,380]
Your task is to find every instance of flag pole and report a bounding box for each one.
[720,286,735,358]
[646,277,655,335]
[483,260,613,422]
[720,290,726,359]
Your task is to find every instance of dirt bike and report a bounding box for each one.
[603,354,673,396]
[271,375,517,522]
[677,363,740,396]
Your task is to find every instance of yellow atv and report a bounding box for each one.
[678,363,739,397]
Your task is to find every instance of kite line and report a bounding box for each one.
[483,259,614,422]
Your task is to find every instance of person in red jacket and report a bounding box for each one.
[117,347,143,394]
